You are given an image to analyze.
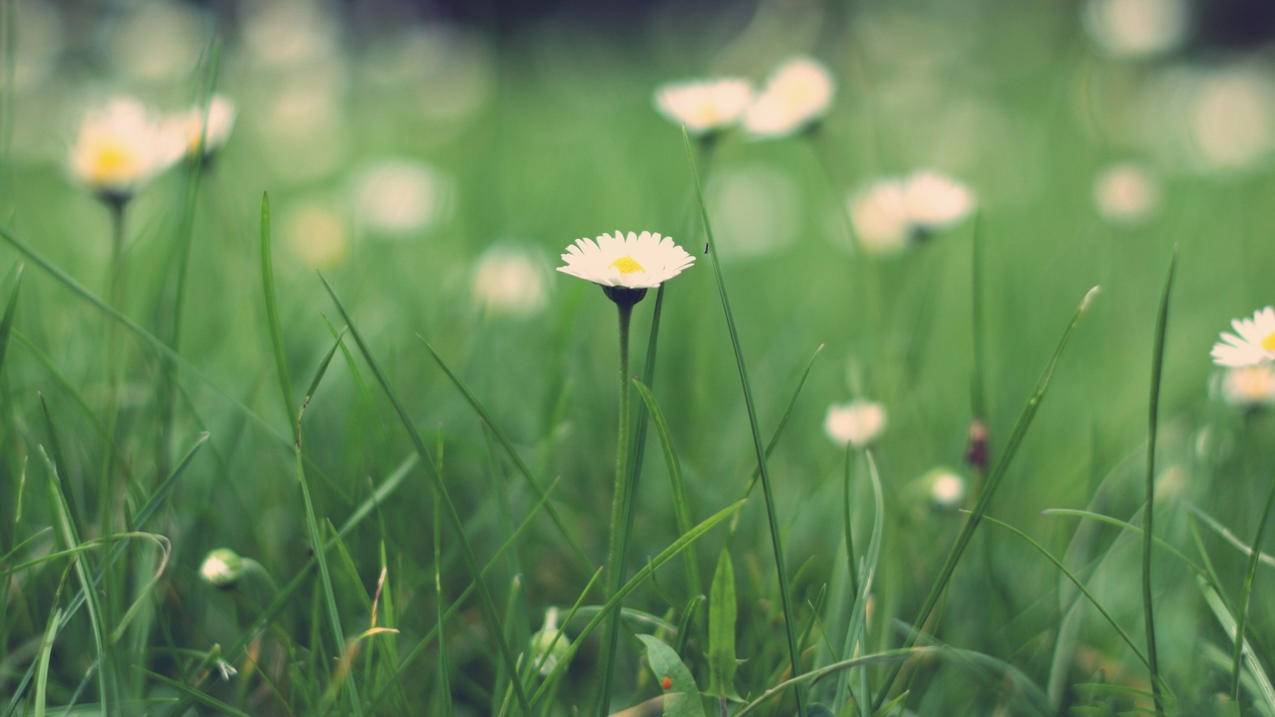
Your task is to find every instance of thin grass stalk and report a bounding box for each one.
[1143,250,1176,715]
[594,299,634,714]
[1234,482,1275,702]
[871,285,1098,711]
[682,127,807,717]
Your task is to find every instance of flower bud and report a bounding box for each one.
[199,548,245,588]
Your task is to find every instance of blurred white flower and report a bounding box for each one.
[824,400,886,448]
[69,96,177,202]
[349,160,453,237]
[165,95,237,160]
[242,0,339,69]
[921,468,967,509]
[529,607,571,676]
[707,165,800,258]
[199,548,244,587]
[654,78,753,135]
[1220,365,1275,407]
[558,231,694,290]
[848,171,975,254]
[1084,0,1188,58]
[284,201,348,270]
[1093,163,1159,224]
[743,56,835,138]
[110,1,205,82]
[1212,307,1275,367]
[1190,69,1274,173]
[472,246,548,317]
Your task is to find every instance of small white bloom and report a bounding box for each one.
[166,95,237,160]
[472,246,548,317]
[557,231,694,290]
[350,160,453,236]
[1084,0,1188,58]
[1190,69,1274,173]
[654,78,753,135]
[824,400,886,448]
[1093,163,1159,224]
[742,56,835,138]
[848,171,975,254]
[69,96,176,201]
[1220,365,1275,407]
[199,548,244,587]
[284,201,349,270]
[922,468,967,509]
[1212,307,1275,367]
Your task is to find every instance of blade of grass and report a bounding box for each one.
[1232,482,1275,702]
[683,126,807,717]
[872,285,1099,710]
[0,263,20,373]
[1200,576,1275,713]
[1187,503,1275,568]
[835,449,884,713]
[319,273,530,714]
[259,193,297,430]
[419,337,589,571]
[632,378,700,597]
[1142,249,1176,715]
[736,649,930,717]
[34,607,61,717]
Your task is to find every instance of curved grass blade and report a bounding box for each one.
[683,126,807,717]
[632,378,700,596]
[1187,503,1275,568]
[34,606,61,717]
[872,285,1099,711]
[1199,579,1275,714]
[736,649,929,717]
[320,273,530,714]
[419,337,589,570]
[1042,508,1207,579]
[1142,249,1176,715]
[977,514,1149,668]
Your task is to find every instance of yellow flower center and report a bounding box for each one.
[1262,332,1275,352]
[610,256,645,274]
[88,144,140,184]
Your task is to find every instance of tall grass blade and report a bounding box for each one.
[258,193,296,430]
[872,285,1099,710]
[632,378,700,596]
[1200,577,1275,713]
[682,126,807,717]
[1142,249,1176,714]
[0,263,20,374]
[319,273,531,714]
[34,606,61,717]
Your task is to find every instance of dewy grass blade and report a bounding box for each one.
[872,285,1099,711]
[1143,249,1176,715]
[319,273,531,715]
[682,127,807,717]
[420,337,590,570]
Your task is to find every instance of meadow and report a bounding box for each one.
[3,0,1275,715]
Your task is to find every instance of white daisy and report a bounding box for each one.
[654,78,753,135]
[903,170,976,233]
[847,171,975,253]
[922,468,967,509]
[166,94,237,160]
[824,400,886,448]
[557,231,694,291]
[1093,162,1159,224]
[1083,0,1188,59]
[1212,307,1275,367]
[69,96,176,202]
[472,245,548,317]
[742,56,835,138]
[349,159,452,237]
[1220,365,1275,407]
[199,548,244,587]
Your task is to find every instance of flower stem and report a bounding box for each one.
[596,299,634,715]
[99,200,127,536]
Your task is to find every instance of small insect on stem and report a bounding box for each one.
[661,676,672,690]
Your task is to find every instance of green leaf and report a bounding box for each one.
[637,634,706,717]
[0,263,21,375]
[706,550,737,699]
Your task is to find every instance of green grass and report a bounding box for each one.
[4,3,1275,715]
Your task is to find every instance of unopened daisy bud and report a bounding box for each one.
[1218,365,1275,408]
[1211,306,1275,367]
[556,230,694,307]
[964,418,989,472]
[529,607,571,677]
[199,548,244,588]
[922,468,967,509]
[743,56,835,139]
[654,78,753,136]
[69,96,175,205]
[824,400,886,448]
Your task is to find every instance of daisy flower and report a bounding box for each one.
[1093,163,1159,224]
[349,159,453,237]
[69,96,176,204]
[903,170,976,234]
[166,94,237,160]
[557,230,694,305]
[922,468,967,509]
[472,245,548,317]
[742,56,835,138]
[1211,307,1275,367]
[824,400,887,448]
[654,78,753,135]
[1219,365,1275,407]
[848,171,975,253]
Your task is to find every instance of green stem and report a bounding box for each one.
[1232,480,1275,702]
[1143,251,1175,716]
[596,299,634,715]
[98,200,126,632]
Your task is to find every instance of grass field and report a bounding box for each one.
[4,0,1275,715]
